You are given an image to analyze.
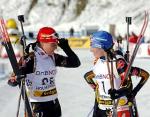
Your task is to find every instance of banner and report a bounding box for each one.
[68,37,90,48]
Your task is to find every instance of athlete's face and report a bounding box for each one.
[90,47,106,58]
[40,42,57,55]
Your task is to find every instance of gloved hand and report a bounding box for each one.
[8,66,26,87]
[8,75,19,87]
[58,38,70,49]
[114,50,123,56]
[108,89,122,100]
[127,90,137,100]
[8,74,26,87]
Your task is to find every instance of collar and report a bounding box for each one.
[35,46,53,59]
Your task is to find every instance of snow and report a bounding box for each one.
[0,0,150,40]
[0,49,150,117]
[0,0,150,116]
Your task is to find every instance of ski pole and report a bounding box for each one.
[16,81,23,117]
[87,106,94,117]
[110,58,117,117]
[124,11,149,117]
[125,17,135,117]
[125,17,132,62]
[18,15,27,55]
[124,11,149,87]
[18,15,33,117]
[126,16,139,117]
[105,52,117,117]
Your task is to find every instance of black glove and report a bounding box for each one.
[114,50,123,56]
[8,72,26,87]
[108,89,123,100]
[127,90,137,100]
[58,38,70,49]
[8,78,19,87]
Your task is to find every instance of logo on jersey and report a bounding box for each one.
[35,69,56,76]
[33,88,57,97]
[118,97,128,106]
[95,74,116,79]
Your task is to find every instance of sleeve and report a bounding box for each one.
[8,53,35,87]
[84,70,96,90]
[22,52,35,74]
[54,46,81,67]
[130,67,149,96]
[16,52,35,75]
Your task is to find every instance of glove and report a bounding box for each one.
[8,75,19,87]
[58,38,70,49]
[8,74,26,87]
[127,90,137,100]
[108,89,123,100]
[7,66,26,87]
[114,50,123,56]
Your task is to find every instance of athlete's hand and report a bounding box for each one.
[8,74,18,87]
[108,89,121,99]
[58,38,69,49]
[115,50,123,56]
[127,91,137,100]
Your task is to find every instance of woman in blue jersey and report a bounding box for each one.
[8,27,81,117]
[84,31,149,117]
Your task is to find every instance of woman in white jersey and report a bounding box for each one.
[84,31,149,117]
[8,27,81,117]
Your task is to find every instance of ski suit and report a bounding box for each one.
[8,40,81,117]
[84,53,149,117]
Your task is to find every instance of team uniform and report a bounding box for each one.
[84,31,149,117]
[85,54,149,117]
[8,27,81,117]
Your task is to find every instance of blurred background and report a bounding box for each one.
[1,0,150,35]
[0,0,150,116]
[0,0,150,58]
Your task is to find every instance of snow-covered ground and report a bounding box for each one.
[0,49,150,117]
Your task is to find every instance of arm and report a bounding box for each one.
[55,38,81,67]
[109,53,149,99]
[8,52,35,86]
[84,70,96,90]
[129,67,149,98]
[117,56,149,98]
